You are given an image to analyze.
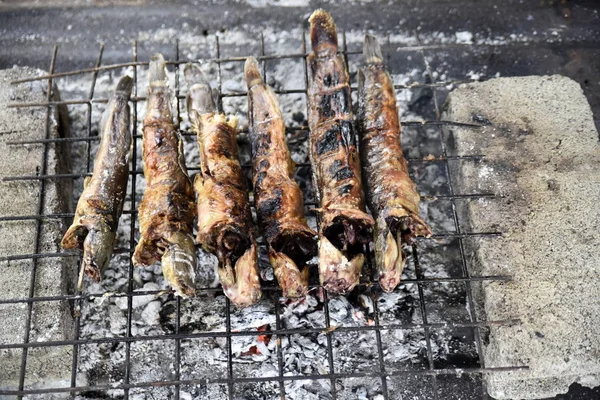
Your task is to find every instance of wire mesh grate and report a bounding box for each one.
[0,29,527,400]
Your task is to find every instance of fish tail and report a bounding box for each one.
[244,56,263,89]
[184,63,217,114]
[148,53,168,87]
[309,9,338,55]
[115,75,134,97]
[145,53,172,120]
[363,34,384,65]
[357,68,365,94]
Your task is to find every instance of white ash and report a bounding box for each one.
[52,29,482,400]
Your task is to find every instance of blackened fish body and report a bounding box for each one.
[245,57,317,298]
[62,75,133,282]
[307,10,374,294]
[357,35,432,292]
[132,54,197,298]
[185,63,261,308]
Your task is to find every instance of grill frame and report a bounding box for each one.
[0,30,527,400]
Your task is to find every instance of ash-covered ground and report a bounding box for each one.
[51,29,484,400]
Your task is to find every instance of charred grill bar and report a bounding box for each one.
[0,29,525,400]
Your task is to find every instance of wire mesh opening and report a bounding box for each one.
[0,30,526,400]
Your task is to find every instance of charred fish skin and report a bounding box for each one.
[185,63,261,308]
[132,54,197,298]
[307,10,374,294]
[62,75,133,282]
[357,35,432,292]
[245,57,317,299]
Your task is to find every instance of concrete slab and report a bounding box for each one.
[443,75,600,399]
[0,67,74,393]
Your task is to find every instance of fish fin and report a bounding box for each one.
[176,131,190,179]
[61,223,87,249]
[309,9,338,55]
[244,57,263,89]
[357,69,365,93]
[363,34,384,65]
[86,196,110,211]
[148,53,167,87]
[83,176,92,189]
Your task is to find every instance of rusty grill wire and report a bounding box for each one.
[0,30,527,400]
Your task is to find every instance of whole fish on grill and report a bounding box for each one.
[62,75,133,282]
[357,35,432,292]
[132,54,197,298]
[245,57,317,298]
[185,63,261,307]
[307,9,374,294]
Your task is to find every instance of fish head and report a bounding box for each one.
[161,232,197,298]
[218,243,262,308]
[374,215,408,292]
[269,249,309,299]
[318,235,365,294]
[82,226,116,282]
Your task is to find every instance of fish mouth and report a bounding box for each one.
[216,227,251,268]
[322,215,372,255]
[318,215,373,294]
[271,229,317,270]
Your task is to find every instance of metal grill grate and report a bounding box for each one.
[0,30,527,400]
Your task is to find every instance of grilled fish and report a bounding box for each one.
[307,10,374,294]
[185,63,261,307]
[245,57,317,298]
[132,54,197,298]
[357,35,432,292]
[62,75,133,282]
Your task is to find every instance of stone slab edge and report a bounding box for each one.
[0,67,75,395]
[442,75,600,399]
